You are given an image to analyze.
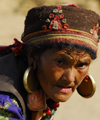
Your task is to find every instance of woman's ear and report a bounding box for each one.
[27,49,37,70]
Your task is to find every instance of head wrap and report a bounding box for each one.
[21,4,100,59]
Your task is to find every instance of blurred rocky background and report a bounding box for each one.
[16,0,100,14]
[0,0,99,14]
[0,0,99,45]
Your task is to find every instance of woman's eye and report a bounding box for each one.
[77,62,87,68]
[56,60,64,65]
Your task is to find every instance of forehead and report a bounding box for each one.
[40,47,91,62]
[42,47,90,57]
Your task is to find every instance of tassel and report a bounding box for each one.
[11,38,23,56]
[0,38,23,56]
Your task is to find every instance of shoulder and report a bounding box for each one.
[0,53,27,119]
[0,93,25,119]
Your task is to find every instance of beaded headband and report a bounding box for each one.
[21,4,100,58]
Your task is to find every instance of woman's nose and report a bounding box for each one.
[63,68,75,82]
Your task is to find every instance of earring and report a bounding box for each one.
[23,67,46,111]
[77,74,96,98]
[23,67,39,93]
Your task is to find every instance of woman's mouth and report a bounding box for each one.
[56,85,72,93]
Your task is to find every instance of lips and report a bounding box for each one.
[56,85,72,93]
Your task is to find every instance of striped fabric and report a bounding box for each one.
[22,29,98,53]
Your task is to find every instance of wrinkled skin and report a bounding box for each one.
[28,48,92,102]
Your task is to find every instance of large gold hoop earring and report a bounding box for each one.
[23,67,39,93]
[23,67,46,111]
[77,74,96,98]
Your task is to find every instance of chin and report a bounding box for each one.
[51,94,72,102]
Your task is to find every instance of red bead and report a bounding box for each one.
[84,76,89,82]
[64,24,69,29]
[53,102,59,108]
[47,108,51,115]
[59,14,64,19]
[99,19,100,24]
[44,106,49,113]
[42,25,47,30]
[49,14,54,19]
[54,108,57,111]
[57,6,62,10]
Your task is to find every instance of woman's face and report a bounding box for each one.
[36,48,92,102]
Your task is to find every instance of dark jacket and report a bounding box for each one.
[0,53,31,119]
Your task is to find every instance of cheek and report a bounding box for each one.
[37,63,54,91]
[37,69,54,99]
[37,63,64,99]
[37,67,61,89]
[37,60,63,84]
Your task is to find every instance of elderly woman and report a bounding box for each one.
[0,4,100,120]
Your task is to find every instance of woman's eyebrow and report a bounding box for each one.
[57,54,73,60]
[53,53,91,63]
[78,59,91,64]
[56,54,76,65]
